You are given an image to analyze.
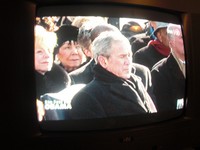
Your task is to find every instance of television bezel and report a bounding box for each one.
[35,3,188,133]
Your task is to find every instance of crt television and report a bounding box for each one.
[3,0,200,149]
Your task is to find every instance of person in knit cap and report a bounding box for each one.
[133,21,170,70]
[120,20,146,39]
[54,24,87,73]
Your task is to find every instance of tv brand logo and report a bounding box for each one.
[120,136,134,143]
[176,98,184,110]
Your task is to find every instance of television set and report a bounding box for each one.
[3,0,200,149]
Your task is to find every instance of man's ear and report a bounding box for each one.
[156,32,162,42]
[98,55,108,68]
[169,39,175,48]
[83,48,92,57]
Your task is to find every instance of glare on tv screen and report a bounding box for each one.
[35,5,187,131]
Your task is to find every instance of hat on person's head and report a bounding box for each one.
[153,21,169,37]
[121,21,144,33]
[55,25,79,47]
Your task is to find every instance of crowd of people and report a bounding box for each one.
[35,16,186,121]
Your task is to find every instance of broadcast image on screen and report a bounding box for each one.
[34,8,186,131]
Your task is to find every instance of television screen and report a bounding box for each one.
[34,4,187,132]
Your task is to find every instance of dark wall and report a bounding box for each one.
[1,1,39,148]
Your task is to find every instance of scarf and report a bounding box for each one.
[148,40,170,56]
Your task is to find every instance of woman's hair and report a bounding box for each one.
[34,25,57,52]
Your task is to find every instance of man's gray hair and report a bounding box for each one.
[91,31,131,63]
[90,23,120,42]
[167,23,182,39]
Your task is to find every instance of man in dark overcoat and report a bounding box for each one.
[151,23,186,112]
[69,31,157,119]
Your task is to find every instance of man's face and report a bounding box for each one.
[103,41,133,79]
[170,27,185,58]
[157,28,169,47]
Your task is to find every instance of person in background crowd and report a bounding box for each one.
[72,17,107,62]
[151,23,186,111]
[55,16,74,27]
[129,21,157,54]
[34,25,71,121]
[36,16,59,32]
[76,21,104,60]
[121,20,146,39]
[54,24,87,73]
[69,31,157,119]
[133,21,170,70]
[71,16,107,28]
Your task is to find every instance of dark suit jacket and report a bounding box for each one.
[69,59,156,102]
[69,64,157,119]
[69,59,95,85]
[133,44,166,70]
[151,54,186,112]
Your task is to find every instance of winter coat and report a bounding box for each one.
[35,63,71,99]
[69,64,157,119]
[133,40,170,70]
[151,54,186,112]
